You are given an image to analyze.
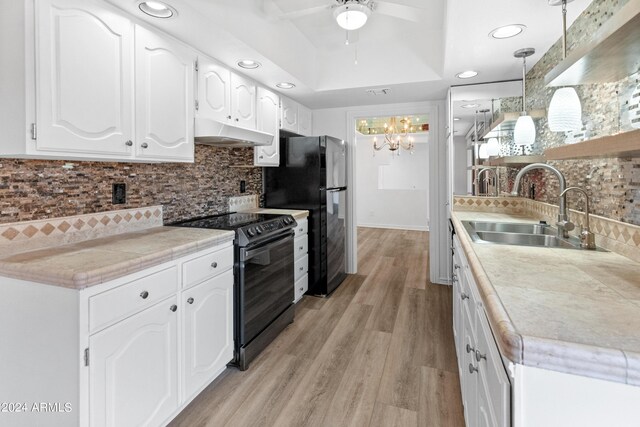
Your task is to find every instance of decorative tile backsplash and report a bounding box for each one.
[0,145,261,225]
[0,206,162,258]
[453,196,640,262]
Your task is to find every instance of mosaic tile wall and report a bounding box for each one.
[490,0,640,225]
[0,145,262,225]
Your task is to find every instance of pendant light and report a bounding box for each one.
[547,0,582,132]
[513,48,536,154]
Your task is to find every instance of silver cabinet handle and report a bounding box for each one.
[140,291,149,299]
[187,298,194,305]
[235,118,239,122]
[125,140,133,146]
[227,115,232,119]
[299,287,304,292]
[299,267,304,271]
[469,363,478,374]
[454,264,460,270]
[259,155,264,159]
[475,350,487,362]
[170,305,177,312]
[141,143,148,149]
[466,343,476,354]
[211,262,218,268]
[299,246,304,250]
[461,293,469,300]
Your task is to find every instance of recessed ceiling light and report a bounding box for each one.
[456,70,478,79]
[138,1,175,18]
[461,104,479,109]
[237,60,261,69]
[453,117,461,121]
[276,82,296,89]
[489,24,526,39]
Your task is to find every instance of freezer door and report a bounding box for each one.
[325,136,346,189]
[326,188,347,294]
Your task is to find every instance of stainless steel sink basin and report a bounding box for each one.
[461,220,603,250]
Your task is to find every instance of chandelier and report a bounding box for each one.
[373,116,415,152]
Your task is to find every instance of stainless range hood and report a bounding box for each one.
[195,118,273,147]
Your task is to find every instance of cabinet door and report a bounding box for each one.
[230,72,256,130]
[182,270,234,400]
[254,87,280,166]
[298,104,312,136]
[135,25,195,161]
[90,297,179,427]
[462,303,477,427]
[198,58,231,123]
[36,0,134,157]
[280,96,299,133]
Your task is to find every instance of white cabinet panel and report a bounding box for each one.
[280,96,299,133]
[298,104,312,136]
[294,254,308,281]
[198,59,231,123]
[135,25,194,161]
[36,0,134,156]
[182,270,233,400]
[90,296,179,427]
[294,235,308,259]
[294,274,308,303]
[182,245,233,289]
[294,219,308,237]
[230,72,256,130]
[255,87,280,166]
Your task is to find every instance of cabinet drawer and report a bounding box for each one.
[294,219,307,237]
[183,246,233,289]
[294,254,308,281]
[294,235,308,260]
[294,274,308,303]
[90,266,178,334]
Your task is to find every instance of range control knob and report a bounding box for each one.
[246,228,255,237]
[256,226,263,234]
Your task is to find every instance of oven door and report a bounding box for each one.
[238,232,294,346]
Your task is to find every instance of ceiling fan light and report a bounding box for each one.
[514,115,536,147]
[334,4,370,30]
[548,87,582,132]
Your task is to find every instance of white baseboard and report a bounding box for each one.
[357,223,429,232]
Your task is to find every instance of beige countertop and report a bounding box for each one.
[451,211,640,386]
[249,208,309,220]
[0,227,234,290]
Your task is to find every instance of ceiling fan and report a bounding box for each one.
[269,0,426,29]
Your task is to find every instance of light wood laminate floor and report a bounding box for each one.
[170,227,464,427]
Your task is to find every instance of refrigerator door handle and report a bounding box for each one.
[327,187,347,192]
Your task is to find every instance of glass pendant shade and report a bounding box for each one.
[478,144,489,159]
[486,137,500,156]
[514,115,536,147]
[548,87,582,132]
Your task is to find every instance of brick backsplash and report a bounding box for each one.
[487,0,640,226]
[0,145,262,225]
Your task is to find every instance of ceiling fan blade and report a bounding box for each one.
[371,1,427,23]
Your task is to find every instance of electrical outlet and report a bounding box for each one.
[112,183,126,205]
[240,180,246,193]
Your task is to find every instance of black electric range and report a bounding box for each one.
[171,212,297,370]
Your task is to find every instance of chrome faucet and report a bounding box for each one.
[559,187,596,249]
[510,163,574,238]
[476,168,498,196]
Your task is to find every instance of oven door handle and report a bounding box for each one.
[240,232,294,261]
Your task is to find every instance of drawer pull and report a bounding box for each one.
[299,267,304,271]
[299,287,304,292]
[170,305,178,312]
[140,291,149,299]
[466,343,476,354]
[475,350,487,362]
[187,298,194,305]
[469,363,478,374]
[454,264,460,270]
[141,142,148,149]
[299,246,304,250]
[461,293,469,300]
[299,228,303,232]
[211,262,218,268]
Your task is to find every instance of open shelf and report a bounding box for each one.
[543,129,640,160]
[484,155,546,167]
[481,110,546,139]
[545,0,640,87]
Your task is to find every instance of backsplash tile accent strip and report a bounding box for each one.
[0,206,162,258]
[0,145,261,225]
[453,196,640,263]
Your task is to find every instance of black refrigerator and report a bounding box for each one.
[264,132,347,296]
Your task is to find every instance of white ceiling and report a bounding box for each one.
[105,0,592,109]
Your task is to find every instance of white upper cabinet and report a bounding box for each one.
[298,104,312,136]
[230,72,257,130]
[198,59,231,123]
[35,0,134,157]
[135,25,195,161]
[280,96,299,133]
[280,96,312,136]
[255,87,280,166]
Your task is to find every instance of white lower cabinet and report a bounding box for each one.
[182,269,234,400]
[293,218,309,303]
[90,296,179,427]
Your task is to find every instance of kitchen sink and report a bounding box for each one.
[461,220,602,250]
